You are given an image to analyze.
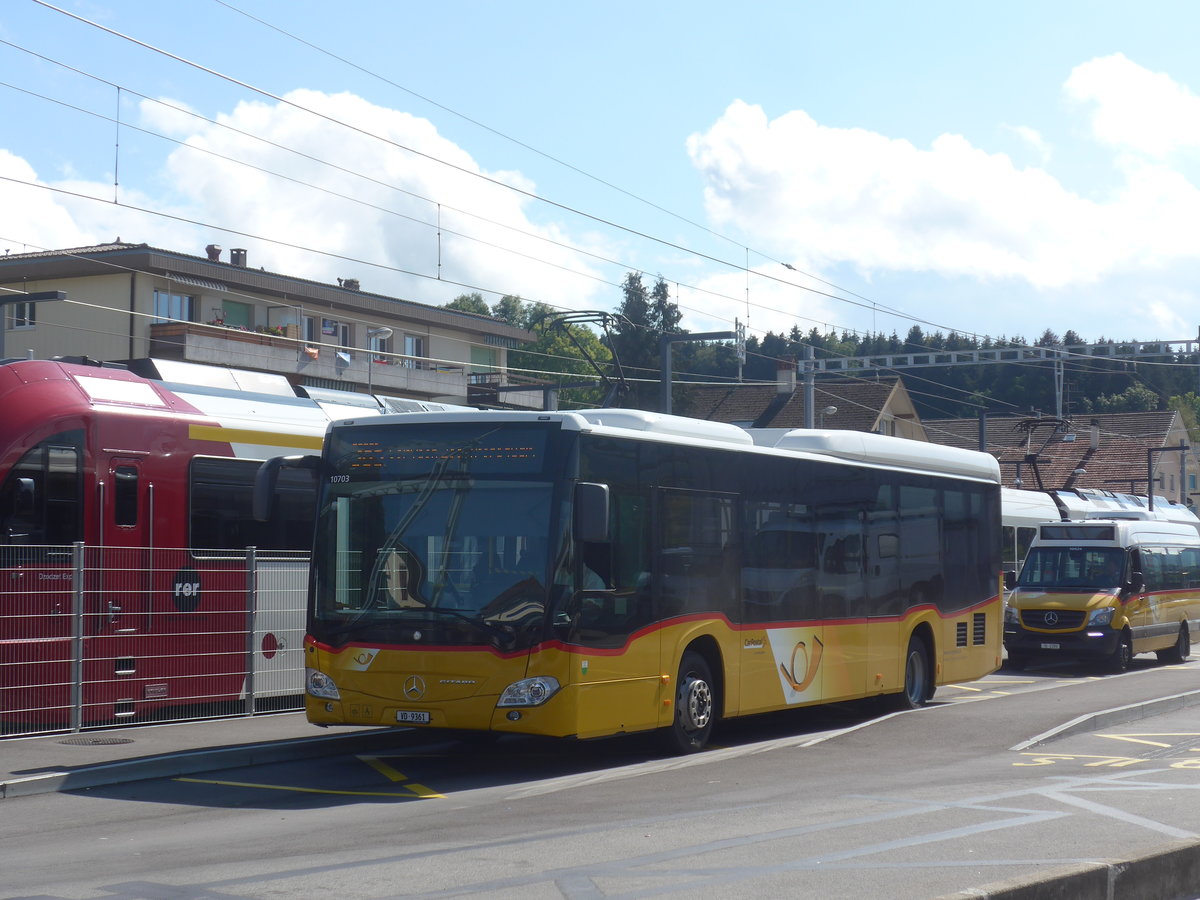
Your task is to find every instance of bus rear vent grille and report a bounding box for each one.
[973,612,987,645]
[956,621,968,648]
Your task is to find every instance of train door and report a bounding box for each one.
[84,455,153,723]
[0,431,83,731]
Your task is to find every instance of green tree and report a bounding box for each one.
[1081,383,1161,413]
[607,273,684,409]
[442,292,491,317]
[496,297,613,408]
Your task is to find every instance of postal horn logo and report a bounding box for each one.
[403,675,426,700]
[780,636,824,693]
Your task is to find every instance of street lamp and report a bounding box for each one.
[365,326,393,395]
[819,405,837,429]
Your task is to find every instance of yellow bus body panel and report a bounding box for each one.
[306,593,1000,741]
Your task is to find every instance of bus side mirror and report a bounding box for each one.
[1003,570,1016,590]
[1127,571,1144,593]
[253,455,319,522]
[575,482,609,544]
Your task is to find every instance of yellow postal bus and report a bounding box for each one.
[1004,519,1199,672]
[299,409,1003,752]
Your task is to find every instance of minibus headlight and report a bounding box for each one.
[306,668,341,700]
[1087,608,1114,627]
[497,676,561,707]
[1004,604,1020,624]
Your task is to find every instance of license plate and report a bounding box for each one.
[396,710,431,724]
[1040,642,1060,650]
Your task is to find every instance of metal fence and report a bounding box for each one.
[1,544,308,738]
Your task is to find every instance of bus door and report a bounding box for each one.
[813,507,868,700]
[656,489,738,710]
[85,455,153,722]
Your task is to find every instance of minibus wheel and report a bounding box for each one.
[1107,631,1133,673]
[1004,651,1028,672]
[1157,624,1191,665]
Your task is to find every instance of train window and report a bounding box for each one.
[190,456,317,555]
[0,431,83,545]
[113,466,138,527]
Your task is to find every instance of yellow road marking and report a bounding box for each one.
[358,755,408,782]
[1098,734,1174,749]
[175,776,442,799]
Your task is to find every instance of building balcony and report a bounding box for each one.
[148,322,472,402]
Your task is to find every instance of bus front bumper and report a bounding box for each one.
[1004,625,1120,661]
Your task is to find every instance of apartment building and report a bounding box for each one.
[0,241,539,407]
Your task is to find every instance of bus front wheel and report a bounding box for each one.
[663,651,714,754]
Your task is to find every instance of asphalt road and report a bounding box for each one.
[4,658,1200,900]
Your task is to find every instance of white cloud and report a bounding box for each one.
[685,92,1200,304]
[1002,124,1051,166]
[6,90,610,321]
[0,150,95,253]
[1065,53,1200,157]
[146,90,606,309]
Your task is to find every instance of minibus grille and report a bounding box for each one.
[1019,609,1087,630]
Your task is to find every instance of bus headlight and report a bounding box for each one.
[306,668,341,700]
[497,676,561,707]
[1004,604,1020,625]
[1087,608,1115,627]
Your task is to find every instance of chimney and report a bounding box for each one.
[204,243,222,262]
[230,248,247,267]
[342,278,360,291]
[1090,421,1100,450]
[776,358,796,393]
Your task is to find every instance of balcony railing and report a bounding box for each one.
[147,322,472,401]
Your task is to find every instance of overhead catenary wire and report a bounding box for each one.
[6,3,1195,399]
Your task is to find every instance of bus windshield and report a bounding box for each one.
[310,422,565,650]
[1018,546,1125,590]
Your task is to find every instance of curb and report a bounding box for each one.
[0,727,401,799]
[937,839,1200,899]
[1010,688,1200,752]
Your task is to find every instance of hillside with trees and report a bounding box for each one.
[443,280,1200,435]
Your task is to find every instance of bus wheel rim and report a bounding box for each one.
[684,676,712,731]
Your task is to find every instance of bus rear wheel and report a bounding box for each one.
[1157,624,1191,665]
[662,651,714,754]
[891,636,933,711]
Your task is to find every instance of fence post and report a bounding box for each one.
[244,546,258,717]
[70,541,85,733]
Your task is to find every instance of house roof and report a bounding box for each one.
[0,242,533,343]
[678,377,902,431]
[923,411,1185,492]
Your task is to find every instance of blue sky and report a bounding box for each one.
[4,0,1200,354]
